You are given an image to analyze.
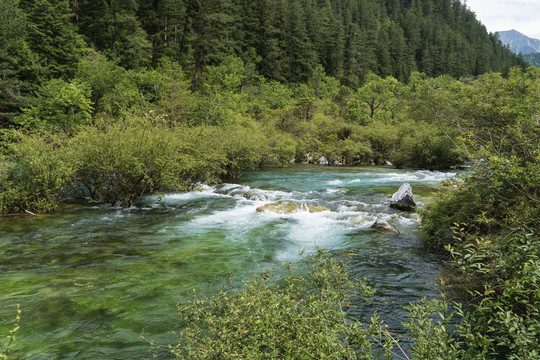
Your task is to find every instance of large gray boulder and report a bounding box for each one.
[390,183,417,211]
[370,219,398,233]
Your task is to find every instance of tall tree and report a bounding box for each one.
[0,0,37,127]
[20,0,86,78]
[188,0,237,91]
[284,0,316,82]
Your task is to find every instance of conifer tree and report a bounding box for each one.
[284,0,316,82]
[0,0,31,126]
[19,0,86,78]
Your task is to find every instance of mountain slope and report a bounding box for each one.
[497,30,540,54]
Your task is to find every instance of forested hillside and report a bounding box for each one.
[1,0,525,127]
[523,53,540,67]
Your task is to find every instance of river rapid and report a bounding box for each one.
[0,165,456,359]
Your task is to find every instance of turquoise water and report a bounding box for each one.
[0,165,456,359]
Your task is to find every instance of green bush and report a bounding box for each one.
[69,116,215,207]
[445,232,540,359]
[0,131,74,213]
[14,79,93,134]
[339,137,373,165]
[209,124,267,179]
[263,130,297,166]
[359,123,399,165]
[160,250,401,360]
[404,287,474,360]
[420,67,540,360]
[391,123,464,169]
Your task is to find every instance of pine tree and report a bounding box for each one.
[76,0,113,53]
[188,0,237,90]
[0,0,37,127]
[284,0,316,82]
[20,0,86,78]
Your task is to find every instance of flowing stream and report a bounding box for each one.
[0,165,456,359]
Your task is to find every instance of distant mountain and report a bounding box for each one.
[496,30,540,55]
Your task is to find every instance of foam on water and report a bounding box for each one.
[327,179,343,185]
[349,170,457,185]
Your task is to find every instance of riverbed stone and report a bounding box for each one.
[319,156,329,165]
[390,183,417,211]
[308,204,331,213]
[243,192,268,201]
[256,201,330,214]
[370,219,398,233]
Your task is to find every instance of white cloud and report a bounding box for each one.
[465,0,540,38]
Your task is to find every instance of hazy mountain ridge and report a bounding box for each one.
[497,30,540,55]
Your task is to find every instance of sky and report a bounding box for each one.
[464,0,540,39]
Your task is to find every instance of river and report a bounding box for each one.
[0,165,456,359]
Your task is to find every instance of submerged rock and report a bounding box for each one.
[390,183,417,211]
[243,192,268,201]
[256,201,297,213]
[256,201,330,214]
[308,205,330,213]
[349,217,369,223]
[370,219,398,233]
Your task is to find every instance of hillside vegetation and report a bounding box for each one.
[1,0,525,127]
[0,0,528,213]
[522,53,540,67]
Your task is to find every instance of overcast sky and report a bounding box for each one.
[464,0,540,39]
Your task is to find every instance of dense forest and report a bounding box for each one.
[0,0,526,127]
[1,0,539,359]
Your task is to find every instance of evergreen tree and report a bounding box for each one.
[19,0,86,78]
[0,0,30,126]
[284,0,316,82]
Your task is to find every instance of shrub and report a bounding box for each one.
[391,123,464,169]
[359,123,399,164]
[420,67,540,360]
[209,124,267,179]
[69,116,212,207]
[161,250,400,360]
[445,232,540,359]
[13,79,93,134]
[0,131,74,213]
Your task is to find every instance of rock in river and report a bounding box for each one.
[390,183,417,211]
[370,219,398,233]
[256,201,330,214]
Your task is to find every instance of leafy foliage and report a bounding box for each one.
[422,67,540,244]
[444,232,540,359]
[70,116,195,207]
[0,131,74,213]
[161,250,401,360]
[420,67,540,359]
[14,79,93,134]
[1,304,20,360]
